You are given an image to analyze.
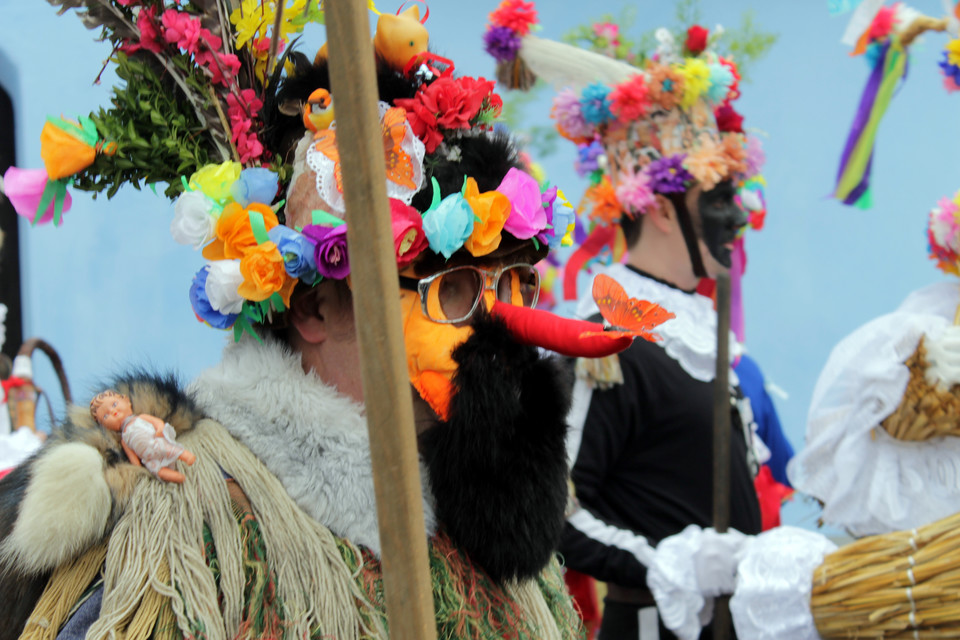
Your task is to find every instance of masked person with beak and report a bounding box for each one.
[0,4,646,639]
[485,9,765,639]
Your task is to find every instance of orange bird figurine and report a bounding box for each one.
[303,88,335,133]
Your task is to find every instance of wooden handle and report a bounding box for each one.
[323,2,438,639]
[712,272,732,640]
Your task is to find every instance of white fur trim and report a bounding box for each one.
[1,443,112,573]
[188,336,437,555]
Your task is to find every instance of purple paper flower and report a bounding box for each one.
[744,136,766,179]
[189,265,238,329]
[552,89,592,140]
[484,25,522,63]
[536,186,559,245]
[575,141,605,177]
[646,154,693,194]
[302,224,350,280]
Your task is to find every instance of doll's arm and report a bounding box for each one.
[138,414,167,437]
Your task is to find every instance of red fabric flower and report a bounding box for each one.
[395,76,499,153]
[121,5,164,53]
[162,10,203,54]
[226,89,264,163]
[489,0,538,36]
[390,198,428,267]
[685,25,709,55]
[608,74,649,121]
[714,104,743,133]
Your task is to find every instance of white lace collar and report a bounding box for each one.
[576,263,740,382]
[188,335,436,555]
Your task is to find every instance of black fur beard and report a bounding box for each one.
[419,315,572,584]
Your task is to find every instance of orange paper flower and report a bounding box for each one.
[202,202,279,260]
[463,177,510,256]
[719,133,748,177]
[684,134,726,191]
[237,242,297,305]
[585,176,623,225]
[645,62,686,112]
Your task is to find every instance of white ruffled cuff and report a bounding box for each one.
[729,526,836,640]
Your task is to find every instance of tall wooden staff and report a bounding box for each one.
[324,2,438,638]
[712,272,732,640]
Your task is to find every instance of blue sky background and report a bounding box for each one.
[2,1,959,530]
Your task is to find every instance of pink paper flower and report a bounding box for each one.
[614,170,655,217]
[552,89,592,142]
[2,167,72,225]
[497,168,547,239]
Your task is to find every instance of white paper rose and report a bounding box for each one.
[204,260,244,314]
[171,190,218,248]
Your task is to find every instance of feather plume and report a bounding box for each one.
[517,34,636,91]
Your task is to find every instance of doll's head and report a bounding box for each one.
[90,390,133,432]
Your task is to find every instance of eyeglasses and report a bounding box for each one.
[399,263,540,324]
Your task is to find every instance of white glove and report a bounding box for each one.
[925,325,960,389]
[647,526,753,640]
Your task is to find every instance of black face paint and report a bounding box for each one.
[696,181,748,268]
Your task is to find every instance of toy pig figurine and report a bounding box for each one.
[90,390,196,483]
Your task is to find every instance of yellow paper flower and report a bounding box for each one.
[676,59,710,109]
[238,241,298,305]
[947,38,960,67]
[463,177,510,257]
[189,162,242,203]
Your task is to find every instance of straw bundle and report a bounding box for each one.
[811,511,960,638]
[880,337,960,441]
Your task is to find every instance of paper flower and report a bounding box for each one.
[231,167,278,207]
[579,83,613,125]
[395,76,499,153]
[202,202,279,260]
[267,225,318,280]
[584,176,622,225]
[868,5,896,41]
[238,242,297,305]
[302,224,351,280]
[706,62,735,104]
[646,62,686,111]
[171,190,218,249]
[552,89,593,142]
[498,168,547,240]
[484,25,522,63]
[684,134,726,191]
[537,186,572,249]
[189,161,242,203]
[422,182,475,259]
[720,134,749,177]
[685,25,709,55]
[928,195,960,274]
[390,198,429,267]
[744,135,766,178]
[488,0,537,36]
[714,104,744,133]
[609,74,650,121]
[459,178,507,257]
[204,259,245,315]
[548,191,575,249]
[575,140,605,177]
[646,154,693,194]
[615,170,656,217]
[1,167,72,225]
[677,58,710,109]
[939,42,960,90]
[190,265,238,329]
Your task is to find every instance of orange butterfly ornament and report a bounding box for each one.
[312,105,416,196]
[580,274,675,343]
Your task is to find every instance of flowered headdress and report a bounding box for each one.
[486,4,771,301]
[3,1,566,340]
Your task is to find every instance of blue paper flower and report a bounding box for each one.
[706,62,735,104]
[579,83,613,125]
[189,265,238,329]
[422,180,475,259]
[231,167,279,207]
[575,141,605,177]
[268,226,318,279]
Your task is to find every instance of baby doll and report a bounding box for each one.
[90,389,196,483]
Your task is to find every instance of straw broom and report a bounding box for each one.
[811,511,960,638]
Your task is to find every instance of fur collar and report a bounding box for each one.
[577,264,741,382]
[188,335,436,555]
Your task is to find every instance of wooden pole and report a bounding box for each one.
[324,2,438,639]
[712,272,732,640]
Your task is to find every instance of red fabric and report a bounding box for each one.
[1,376,28,403]
[0,468,11,481]
[564,568,601,637]
[753,464,794,531]
[563,225,617,301]
[490,300,632,358]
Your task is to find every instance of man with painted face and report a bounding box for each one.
[501,25,766,640]
[0,6,640,638]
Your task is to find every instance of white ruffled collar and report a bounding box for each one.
[188,335,436,555]
[576,263,740,382]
